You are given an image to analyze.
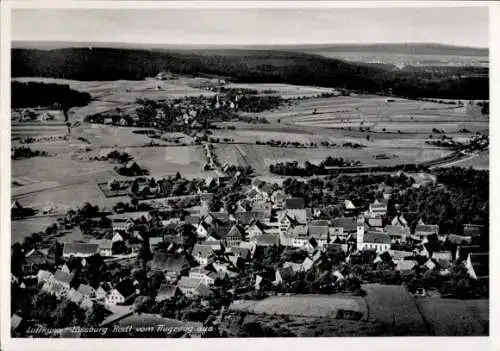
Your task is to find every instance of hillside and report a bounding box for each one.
[11,47,489,99]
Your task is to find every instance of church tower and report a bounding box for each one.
[356,215,365,247]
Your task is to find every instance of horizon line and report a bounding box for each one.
[11,39,489,50]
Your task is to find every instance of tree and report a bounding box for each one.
[130,179,139,195]
[137,239,153,267]
[11,243,25,278]
[51,300,86,328]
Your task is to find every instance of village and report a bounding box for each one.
[10,164,489,337]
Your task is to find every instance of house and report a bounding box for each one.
[365,215,383,228]
[273,266,294,285]
[225,225,246,247]
[432,251,453,261]
[455,245,483,261]
[233,211,266,226]
[391,215,408,227]
[200,238,222,251]
[308,225,329,247]
[229,246,251,261]
[389,250,414,262]
[344,200,356,212]
[368,199,387,216]
[465,253,489,280]
[151,252,190,280]
[95,283,112,301]
[247,220,267,239]
[255,233,280,247]
[62,243,99,258]
[414,221,439,238]
[77,284,96,299]
[330,217,357,240]
[11,314,24,334]
[90,239,113,257]
[251,178,265,191]
[178,276,209,297]
[191,244,215,266]
[279,209,308,233]
[357,217,391,253]
[282,225,308,247]
[43,270,72,298]
[67,288,93,310]
[155,284,181,303]
[112,218,134,232]
[37,269,53,284]
[285,198,305,210]
[24,249,55,274]
[463,224,483,238]
[189,268,220,286]
[447,234,472,245]
[395,260,417,275]
[283,261,303,273]
[384,225,410,243]
[271,190,289,209]
[105,279,136,306]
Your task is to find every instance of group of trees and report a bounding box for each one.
[392,167,488,235]
[11,81,91,112]
[11,146,48,160]
[270,157,362,176]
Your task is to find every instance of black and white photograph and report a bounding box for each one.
[1,1,495,348]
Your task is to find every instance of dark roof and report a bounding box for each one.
[457,245,485,260]
[256,234,280,246]
[330,217,357,232]
[114,279,136,299]
[53,270,71,285]
[363,231,391,244]
[415,224,439,234]
[230,246,250,259]
[308,225,329,240]
[234,211,266,225]
[192,244,214,258]
[184,215,201,225]
[384,225,407,237]
[469,253,489,278]
[285,198,305,209]
[309,219,329,226]
[207,212,230,223]
[156,284,179,301]
[151,252,189,273]
[207,225,232,240]
[252,178,265,188]
[63,243,99,256]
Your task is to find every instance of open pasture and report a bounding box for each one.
[71,124,170,147]
[11,216,60,244]
[230,295,367,318]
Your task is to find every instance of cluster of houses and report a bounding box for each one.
[12,174,489,335]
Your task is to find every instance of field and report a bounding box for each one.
[362,284,429,335]
[416,298,489,336]
[225,82,339,99]
[442,151,489,170]
[214,144,452,175]
[11,216,60,244]
[229,294,367,318]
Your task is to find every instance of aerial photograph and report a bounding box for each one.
[8,5,489,339]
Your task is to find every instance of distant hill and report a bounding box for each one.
[11,46,489,99]
[12,41,488,57]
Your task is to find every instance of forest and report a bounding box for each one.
[11,81,92,110]
[12,48,489,99]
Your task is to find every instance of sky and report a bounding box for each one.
[11,7,489,47]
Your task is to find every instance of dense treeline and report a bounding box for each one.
[391,167,489,236]
[270,157,362,176]
[11,81,91,109]
[12,48,489,99]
